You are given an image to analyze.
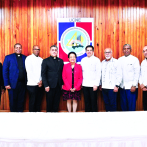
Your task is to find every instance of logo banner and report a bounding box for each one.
[57,18,94,63]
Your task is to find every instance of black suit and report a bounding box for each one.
[41,56,64,112]
[0,63,5,102]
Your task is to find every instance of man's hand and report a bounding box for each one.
[45,86,50,92]
[99,85,102,91]
[130,86,136,92]
[1,89,5,94]
[113,86,118,92]
[38,80,42,87]
[93,85,98,91]
[140,84,145,89]
[142,87,147,91]
[5,85,11,89]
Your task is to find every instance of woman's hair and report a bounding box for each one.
[68,52,77,58]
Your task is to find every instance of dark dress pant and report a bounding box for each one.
[83,86,98,112]
[102,88,117,111]
[46,84,61,112]
[27,85,43,112]
[143,91,147,110]
[8,81,26,112]
[0,89,1,102]
[120,88,138,111]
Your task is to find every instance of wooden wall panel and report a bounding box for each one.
[0,0,146,112]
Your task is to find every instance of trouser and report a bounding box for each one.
[102,88,117,112]
[0,89,1,102]
[27,85,43,112]
[120,88,138,111]
[143,91,147,110]
[46,84,61,112]
[8,81,26,112]
[83,86,98,112]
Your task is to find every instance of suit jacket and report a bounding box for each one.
[62,63,83,91]
[41,56,64,88]
[3,53,27,89]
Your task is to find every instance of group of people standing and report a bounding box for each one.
[0,43,146,112]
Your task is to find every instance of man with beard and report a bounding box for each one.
[100,48,118,111]
[25,45,43,112]
[3,43,27,112]
[41,45,64,112]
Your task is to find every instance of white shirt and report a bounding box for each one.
[101,57,118,89]
[25,54,43,86]
[81,55,101,87]
[139,59,147,86]
[116,55,140,89]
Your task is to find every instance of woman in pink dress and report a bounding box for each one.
[62,52,83,112]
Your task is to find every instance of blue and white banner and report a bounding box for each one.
[57,18,94,63]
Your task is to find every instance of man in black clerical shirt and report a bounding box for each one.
[3,43,27,112]
[41,45,64,112]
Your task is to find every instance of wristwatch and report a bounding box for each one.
[132,85,136,88]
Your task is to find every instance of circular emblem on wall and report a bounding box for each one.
[61,27,90,56]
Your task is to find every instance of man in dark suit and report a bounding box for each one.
[41,45,64,112]
[3,43,27,112]
[0,63,5,102]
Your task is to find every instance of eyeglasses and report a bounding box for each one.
[86,50,93,52]
[69,57,76,59]
[33,49,40,51]
[123,48,131,50]
[104,52,111,54]
[143,50,147,53]
[15,48,22,50]
[51,49,58,52]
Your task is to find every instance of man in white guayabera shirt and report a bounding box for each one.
[100,48,118,111]
[81,45,101,112]
[25,45,43,112]
[139,46,147,110]
[115,44,140,111]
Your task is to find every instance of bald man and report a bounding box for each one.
[115,44,140,111]
[139,46,147,110]
[3,43,27,112]
[25,45,43,112]
[100,48,118,111]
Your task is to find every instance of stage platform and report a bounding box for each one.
[0,112,147,147]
